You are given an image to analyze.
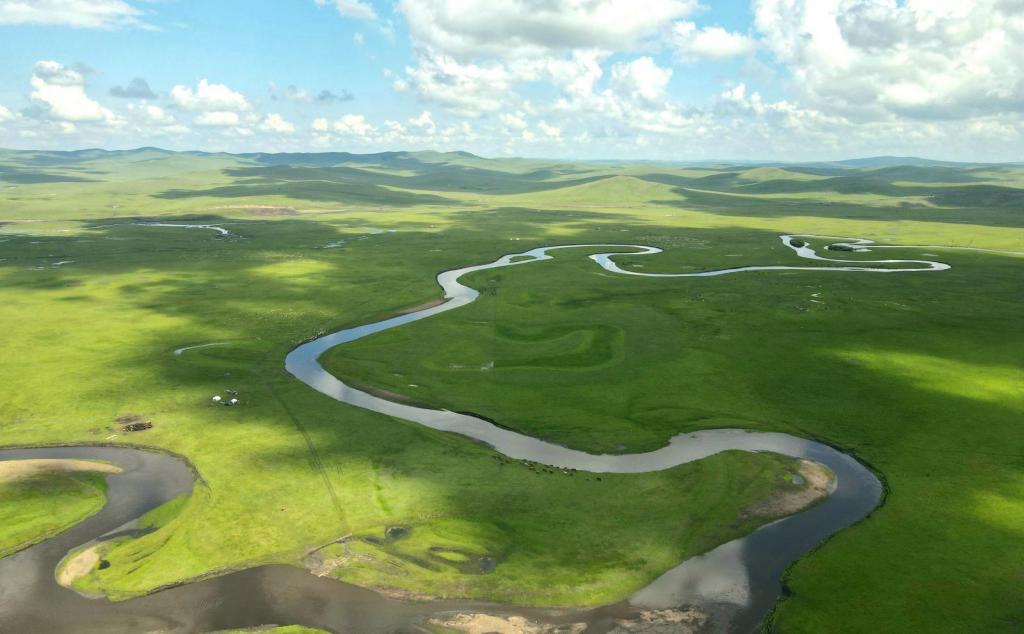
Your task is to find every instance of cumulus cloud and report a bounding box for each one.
[0,0,146,29]
[260,113,296,134]
[140,104,173,124]
[271,83,354,104]
[609,57,672,105]
[673,22,757,60]
[398,0,699,59]
[29,60,116,123]
[398,53,518,116]
[315,0,377,20]
[310,109,486,149]
[321,113,375,136]
[392,0,697,118]
[171,79,251,112]
[194,111,240,126]
[408,110,436,132]
[0,104,14,122]
[537,121,562,139]
[119,103,190,136]
[753,0,1024,120]
[499,111,528,131]
[109,77,156,99]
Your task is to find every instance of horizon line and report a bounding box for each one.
[1,145,1022,167]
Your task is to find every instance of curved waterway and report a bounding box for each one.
[8,234,976,632]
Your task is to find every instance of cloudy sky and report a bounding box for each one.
[1,0,1021,161]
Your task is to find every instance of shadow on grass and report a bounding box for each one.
[637,171,1024,228]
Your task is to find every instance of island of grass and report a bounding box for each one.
[0,459,120,557]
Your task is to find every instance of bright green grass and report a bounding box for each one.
[0,470,108,556]
[1,149,1022,631]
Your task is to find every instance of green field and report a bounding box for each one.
[0,467,109,557]
[1,149,1022,631]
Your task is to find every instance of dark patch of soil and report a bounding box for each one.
[121,421,153,432]
[385,526,409,540]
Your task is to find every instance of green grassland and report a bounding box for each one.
[0,469,108,556]
[1,149,1022,631]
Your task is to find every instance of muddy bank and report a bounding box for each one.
[0,458,122,480]
[743,460,833,519]
[430,608,708,634]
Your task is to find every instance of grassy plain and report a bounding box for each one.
[1,149,1022,631]
[0,468,108,556]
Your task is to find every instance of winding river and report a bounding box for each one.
[7,234,998,632]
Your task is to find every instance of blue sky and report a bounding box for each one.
[1,0,1021,161]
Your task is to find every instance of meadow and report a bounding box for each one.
[0,466,109,557]
[0,148,1021,631]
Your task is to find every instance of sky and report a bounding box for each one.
[0,0,1021,161]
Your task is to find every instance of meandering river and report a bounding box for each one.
[6,234,973,632]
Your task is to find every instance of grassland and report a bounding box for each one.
[0,467,109,556]
[1,148,1022,631]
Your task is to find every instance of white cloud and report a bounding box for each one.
[753,0,1024,120]
[0,0,145,29]
[673,22,757,60]
[499,112,528,131]
[400,53,518,116]
[260,113,296,134]
[315,0,377,20]
[537,121,562,139]
[271,83,352,104]
[329,113,375,136]
[134,104,174,124]
[0,105,14,123]
[408,110,436,132]
[398,0,699,59]
[29,61,116,123]
[170,79,251,112]
[609,57,672,104]
[119,103,191,137]
[392,0,692,119]
[195,111,240,126]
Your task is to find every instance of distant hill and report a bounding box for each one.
[0,147,1020,170]
[814,156,1010,169]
